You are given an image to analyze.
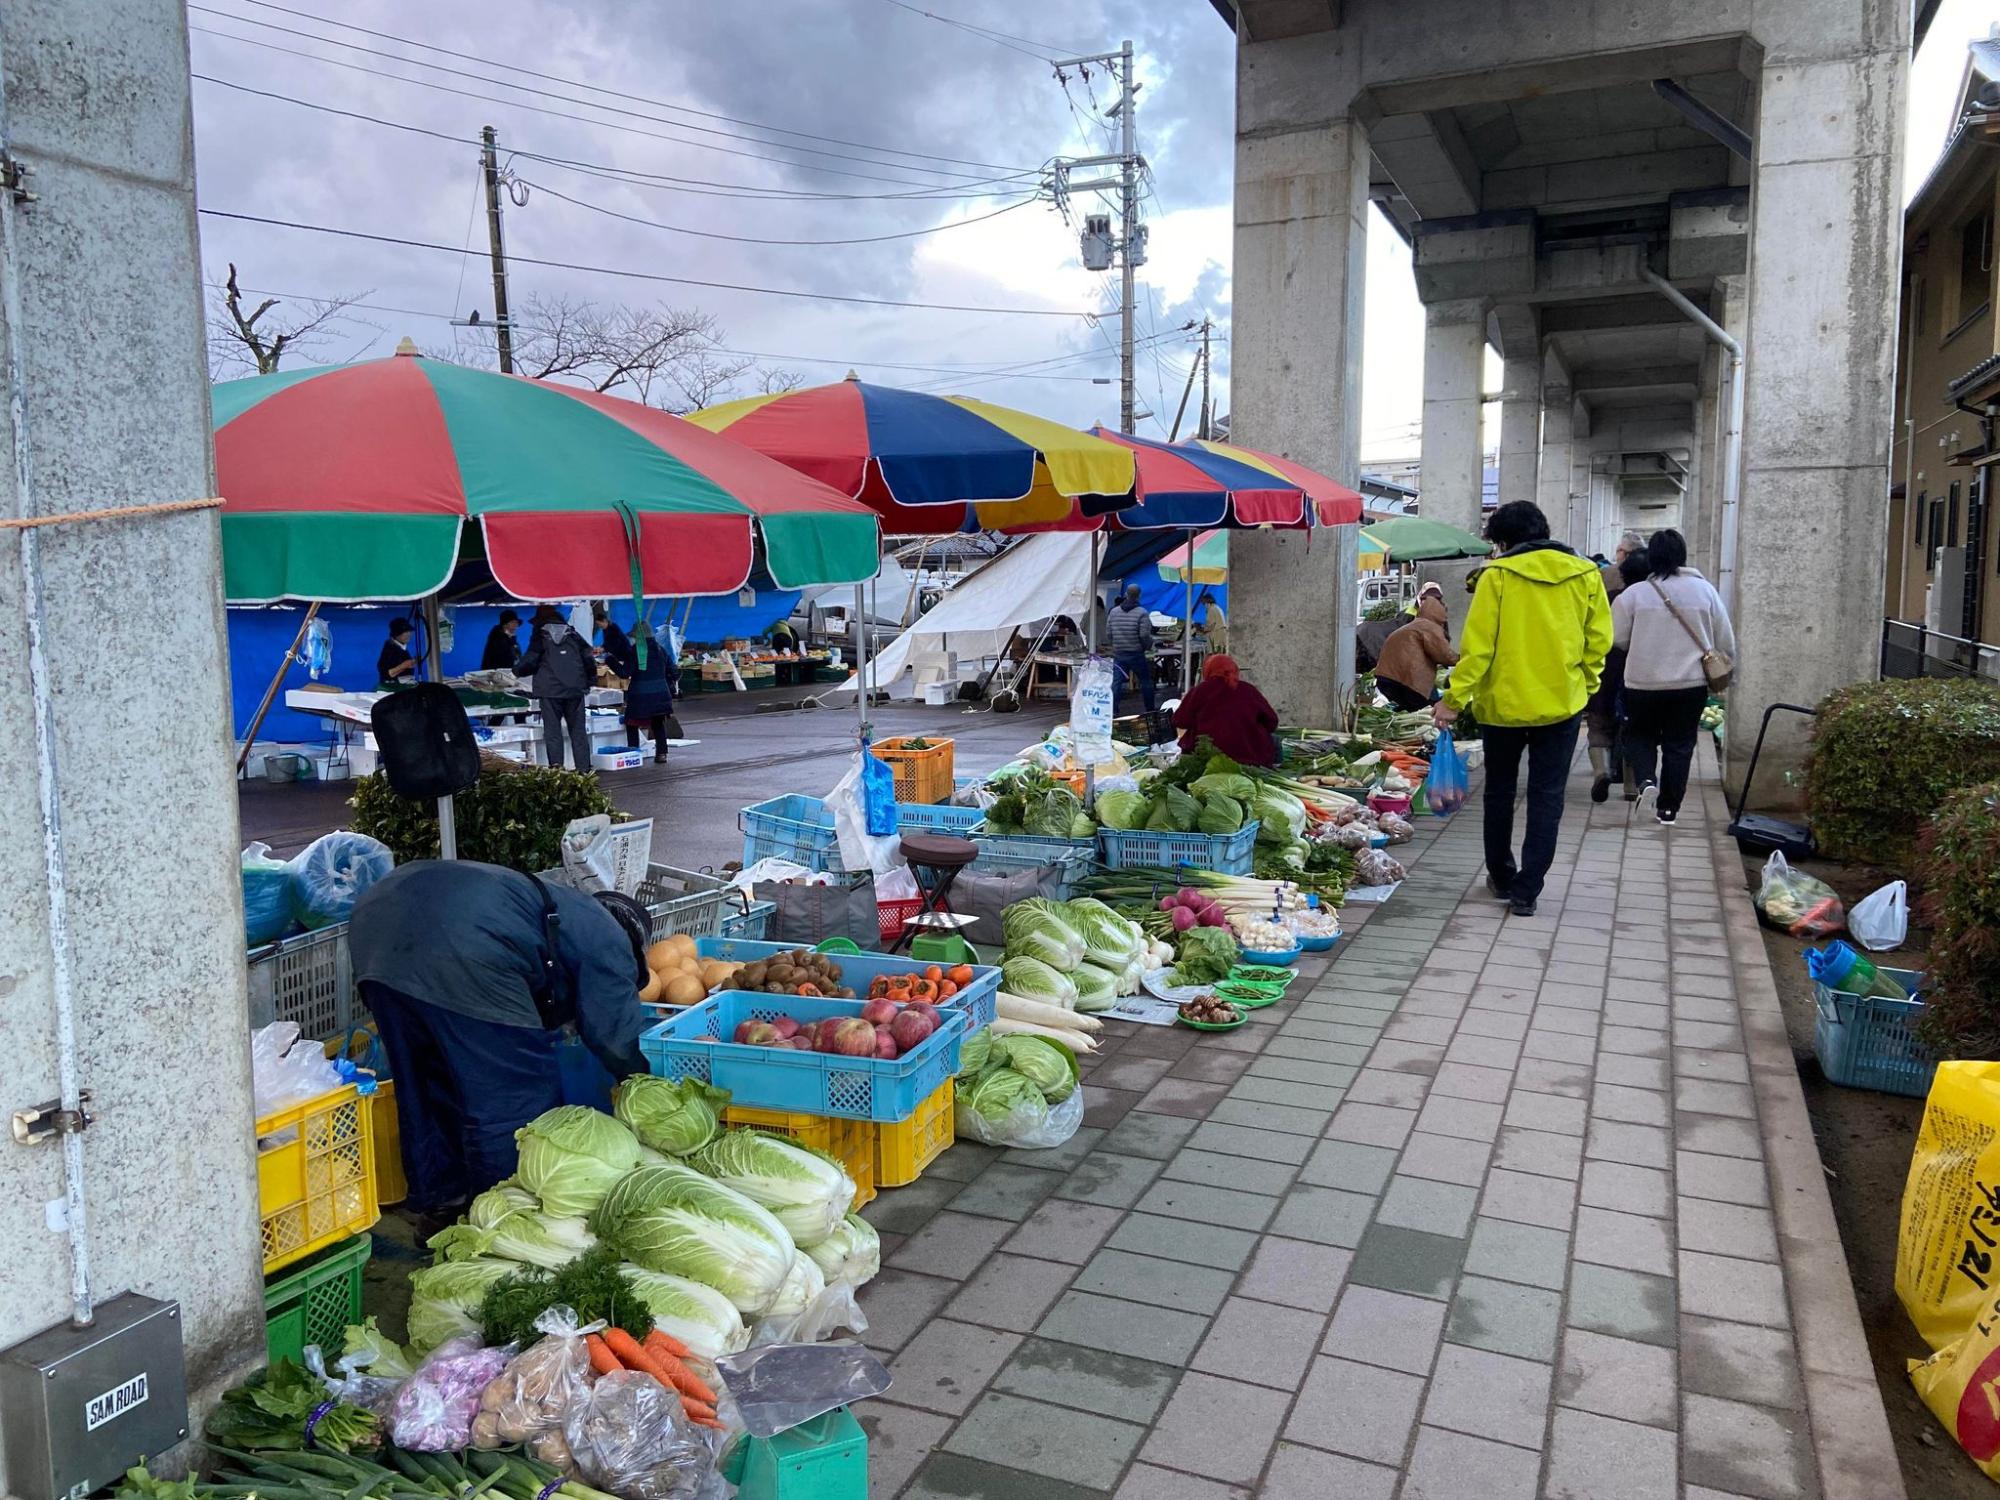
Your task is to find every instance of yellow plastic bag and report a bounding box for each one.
[1910,1285,2000,1477]
[1897,1062,2000,1352]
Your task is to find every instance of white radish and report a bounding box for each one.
[998,992,1103,1031]
[991,1017,1100,1052]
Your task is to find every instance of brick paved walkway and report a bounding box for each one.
[854,759,1899,1499]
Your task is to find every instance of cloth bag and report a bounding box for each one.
[752,878,880,946]
[369,683,480,799]
[949,865,1068,948]
[1849,880,1909,952]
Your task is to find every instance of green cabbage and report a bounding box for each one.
[468,1181,539,1229]
[1197,792,1245,835]
[1169,926,1238,986]
[619,1264,750,1360]
[429,1208,597,1271]
[1096,790,1149,830]
[1062,898,1142,969]
[340,1317,413,1380]
[805,1214,881,1288]
[1024,786,1086,838]
[1000,954,1078,1008]
[957,1028,995,1078]
[1191,771,1256,802]
[764,1250,827,1320]
[1002,899,1085,971]
[1147,785,1200,832]
[1252,788,1307,842]
[593,1163,797,1313]
[515,1106,643,1219]
[615,1076,729,1157]
[958,1067,1048,1132]
[1069,812,1097,839]
[688,1128,856,1249]
[997,1036,1076,1101]
[406,1258,515,1352]
[1071,962,1120,1014]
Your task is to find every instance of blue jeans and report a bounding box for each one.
[1114,653,1155,712]
[1480,714,1581,904]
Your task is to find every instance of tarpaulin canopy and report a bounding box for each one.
[214,352,882,604]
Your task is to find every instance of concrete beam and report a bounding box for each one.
[1669,187,1752,278]
[1484,143,1733,213]
[1411,211,1535,301]
[1354,36,1757,120]
[1488,302,1540,360]
[1573,363,1703,396]
[1235,0,1342,42]
[1369,109,1481,218]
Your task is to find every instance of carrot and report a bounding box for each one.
[644,1328,693,1363]
[585,1334,622,1377]
[603,1327,679,1389]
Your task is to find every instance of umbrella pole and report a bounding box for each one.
[1086,533,1101,654]
[236,601,320,773]
[1183,536,1194,695]
[853,583,870,742]
[424,592,459,859]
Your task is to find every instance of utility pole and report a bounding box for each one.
[1116,38,1135,435]
[480,124,515,374]
[1198,317,1212,440]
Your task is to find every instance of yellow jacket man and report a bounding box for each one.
[1436,501,1611,916]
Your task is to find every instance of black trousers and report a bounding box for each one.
[625,716,670,759]
[538,696,590,770]
[1481,714,1581,904]
[1377,676,1434,713]
[1622,686,1708,817]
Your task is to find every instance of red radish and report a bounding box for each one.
[734,1020,782,1045]
[859,997,900,1026]
[826,1018,877,1056]
[771,1016,801,1040]
[1158,895,1177,913]
[1169,906,1197,932]
[873,1027,899,1059]
[890,1009,935,1052]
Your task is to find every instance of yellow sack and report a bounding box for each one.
[1910,1284,2000,1476]
[1898,1062,2000,1351]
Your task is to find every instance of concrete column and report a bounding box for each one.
[1731,24,1908,802]
[1687,349,1720,575]
[0,0,265,1463]
[1497,355,1542,505]
[1537,389,1574,540]
[1418,299,1487,534]
[1227,103,1369,729]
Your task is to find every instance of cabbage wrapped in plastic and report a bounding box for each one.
[1002,899,1085,971]
[1000,955,1079,1009]
[614,1075,729,1157]
[956,1067,1049,1140]
[805,1214,882,1289]
[997,1035,1075,1101]
[515,1106,643,1219]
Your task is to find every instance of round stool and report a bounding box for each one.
[894,833,981,954]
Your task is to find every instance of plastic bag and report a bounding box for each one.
[749,1278,867,1348]
[827,757,903,879]
[288,831,394,931]
[468,1306,599,1452]
[714,1341,890,1440]
[1427,731,1467,816]
[1850,880,1909,952]
[1755,852,1845,938]
[386,1337,513,1451]
[954,1082,1084,1149]
[250,1022,346,1119]
[1354,848,1406,887]
[565,1370,715,1500]
[303,1344,401,1415]
[243,842,297,947]
[860,740,898,837]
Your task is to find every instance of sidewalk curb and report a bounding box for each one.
[1701,783,1909,1500]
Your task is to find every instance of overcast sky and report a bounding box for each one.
[189,0,1991,466]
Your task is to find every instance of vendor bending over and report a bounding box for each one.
[350,860,653,1221]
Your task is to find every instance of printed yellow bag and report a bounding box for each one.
[1898,1062,2000,1351]
[1911,1285,2000,1478]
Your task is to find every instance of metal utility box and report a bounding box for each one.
[0,1294,189,1500]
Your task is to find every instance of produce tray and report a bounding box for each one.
[263,1233,370,1367]
[896,803,984,835]
[693,936,1001,1032]
[969,835,1096,898]
[1097,821,1259,875]
[872,737,955,805]
[641,994,966,1123]
[722,1103,877,1210]
[1812,967,1938,1097]
[876,1078,955,1188]
[257,1082,379,1275]
[247,923,363,1040]
[722,901,776,941]
[739,794,848,874]
[1295,933,1339,953]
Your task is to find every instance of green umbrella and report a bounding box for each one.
[1357,516,1490,563]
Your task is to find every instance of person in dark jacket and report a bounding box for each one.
[351,860,653,1216]
[1585,531,1646,801]
[1374,593,1458,711]
[376,617,417,687]
[1106,585,1156,711]
[1355,611,1401,675]
[517,604,595,771]
[480,610,522,671]
[608,617,679,762]
[1172,653,1279,766]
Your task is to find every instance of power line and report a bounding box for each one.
[194,1,1038,176]
[197,208,1091,317]
[873,0,1087,62]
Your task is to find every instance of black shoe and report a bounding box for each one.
[1656,809,1677,826]
[1591,775,1611,803]
[1487,875,1514,901]
[1509,897,1538,917]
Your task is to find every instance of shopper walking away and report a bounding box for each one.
[1374,588,1457,712]
[614,619,679,762]
[1436,501,1612,916]
[1612,528,1734,826]
[1596,550,1651,802]
[376,617,418,687]
[517,603,595,770]
[351,860,652,1219]
[480,609,522,671]
[1108,584,1156,712]
[1173,653,1280,767]
[1586,532,1647,801]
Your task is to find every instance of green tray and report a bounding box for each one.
[1214,981,1283,1009]
[1230,965,1298,988]
[1177,1012,1248,1031]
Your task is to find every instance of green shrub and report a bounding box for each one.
[351,760,616,872]
[1916,782,2000,1055]
[1361,600,1403,622]
[1805,679,2000,864]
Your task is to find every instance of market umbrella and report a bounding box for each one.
[1157,530,1229,584]
[684,376,1137,535]
[1184,438,1366,527]
[1356,515,1490,563]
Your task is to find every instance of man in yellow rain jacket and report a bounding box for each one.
[1435,501,1612,917]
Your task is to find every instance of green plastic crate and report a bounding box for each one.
[721,1408,867,1500]
[263,1233,370,1366]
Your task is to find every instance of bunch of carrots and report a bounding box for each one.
[866,963,975,1003]
[1382,749,1429,781]
[585,1328,722,1430]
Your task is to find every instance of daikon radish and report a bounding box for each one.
[991,1017,1100,1052]
[997,991,1104,1032]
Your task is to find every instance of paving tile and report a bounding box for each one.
[1491,1125,1584,1181]
[1298,1138,1399,1194]
[942,1390,1145,1492]
[1480,1166,1577,1230]
[1535,1004,1603,1037]
[887,1209,1015,1279]
[1186,1119,1316,1165]
[1446,1031,1525,1069]
[1675,1046,1751,1084]
[1573,1204,1675,1276]
[1141,1075,1235,1118]
[1260,1444,1397,1500]
[1431,1060,1515,1103]
[1003,1197,1122,1265]
[1322,1284,1447,1374]
[1513,1055,1592,1098]
[859,1269,960,1353]
[1228,1074,1346,1112]
[1416,1093,1506,1142]
[1376,1175,1480,1238]
[949,1251,1077,1334]
[1680,1250,1789,1327]
[1247,1055,1362,1090]
[1269,1184,1377,1247]
[1557,1326,1677,1426]
[1504,1089,1588,1135]
[1399,1129,1497,1187]
[995,1336,1179,1425]
[1423,1342,1551,1447]
[1676,1076,1758,1120]
[1567,1263,1678,1347]
[1091,1053,1175,1093]
[1134,1177,1279,1232]
[1113,1464,1251,1500]
[1105,1211,1259,1271]
[1193,1295,1327,1389]
[1598,1024,1669,1059]
[1206,1097,1333,1136]
[946,1164,1064,1222]
[927,1141,1004,1182]
[1446,1274,1561,1362]
[1284,1356,1425,1465]
[1344,1069,1430,1110]
[1596,1052,1672,1091]
[1591,1081,1672,1126]
[1543,1408,1678,1500]
[863,1174,964,1235]
[1681,1314,1805,1410]
[1001,1127,1103,1178]
[1601,998,1669,1030]
[1371,1038,1448,1073]
[1231,1236,1350,1314]
[1463,1216,1569,1290]
[1073,1246,1237,1315]
[1585,1118,1671,1170]
[1683,1393,1813,1498]
[1053,1151,1164,1209]
[1347,1223,1467,1300]
[1082,1086,1144,1130]
[1036,1288,1210,1365]
[1170,1048,1255,1085]
[1522,1028,1598,1064]
[906,1452,1107,1499]
[1325,1101,1420,1148]
[1673,1020,1744,1053]
[1678,1195,1779,1262]
[886,1318,1023,1414]
[1677,1149,1770,1207]
[1141,1370,1292,1486]
[1400,1425,1541,1500]
[1160,1147,1297,1197]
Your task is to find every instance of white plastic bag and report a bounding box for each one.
[1849,879,1908,952]
[826,758,905,880]
[251,1022,345,1119]
[954,1083,1084,1149]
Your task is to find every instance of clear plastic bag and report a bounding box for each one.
[302,1344,401,1415]
[1354,848,1406,887]
[250,1022,346,1119]
[713,1341,890,1440]
[243,842,297,946]
[1755,852,1845,939]
[954,1082,1084,1149]
[565,1370,715,1500]
[469,1306,600,1452]
[1849,880,1908,952]
[288,831,394,930]
[386,1337,513,1452]
[749,1276,867,1348]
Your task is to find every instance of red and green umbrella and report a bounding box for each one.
[214,352,882,603]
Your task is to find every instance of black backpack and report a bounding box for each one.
[369,683,481,800]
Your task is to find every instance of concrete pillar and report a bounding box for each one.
[1228,105,1369,729]
[1497,355,1542,505]
[0,0,266,1465]
[1537,390,1574,540]
[1419,299,1487,534]
[1731,24,1907,802]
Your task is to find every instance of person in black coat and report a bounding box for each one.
[481,609,521,670]
[621,620,679,762]
[516,605,595,770]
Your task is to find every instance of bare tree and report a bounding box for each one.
[758,367,808,396]
[206,264,371,376]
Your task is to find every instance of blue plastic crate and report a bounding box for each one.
[896,802,984,834]
[721,901,776,941]
[740,795,846,873]
[1097,820,1260,875]
[1812,967,1939,1098]
[970,835,1096,898]
[640,993,966,1122]
[692,936,1000,1032]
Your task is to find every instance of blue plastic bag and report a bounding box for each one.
[288,831,395,930]
[861,741,899,837]
[1427,731,1467,816]
[242,843,298,947]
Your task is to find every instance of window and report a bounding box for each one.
[1960,210,1994,322]
[1950,481,1962,547]
[1915,491,1929,543]
[1914,276,1929,336]
[1930,503,1943,570]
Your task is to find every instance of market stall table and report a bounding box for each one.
[283,685,628,775]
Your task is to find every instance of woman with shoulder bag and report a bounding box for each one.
[1610,529,1735,826]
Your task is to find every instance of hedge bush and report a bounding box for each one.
[350,759,616,872]
[1916,782,2000,1055]
[1805,679,2000,864]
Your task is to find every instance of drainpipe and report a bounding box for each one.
[1900,271,1920,623]
[1641,269,1742,611]
[0,54,94,1327]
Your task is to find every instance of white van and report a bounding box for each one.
[1358,572,1415,621]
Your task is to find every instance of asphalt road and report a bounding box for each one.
[237,692,1069,869]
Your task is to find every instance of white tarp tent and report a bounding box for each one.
[798,555,917,626]
[823,532,1094,700]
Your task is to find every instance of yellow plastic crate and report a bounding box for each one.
[257,1083,379,1275]
[723,1104,877,1211]
[875,1079,954,1189]
[871,737,955,805]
